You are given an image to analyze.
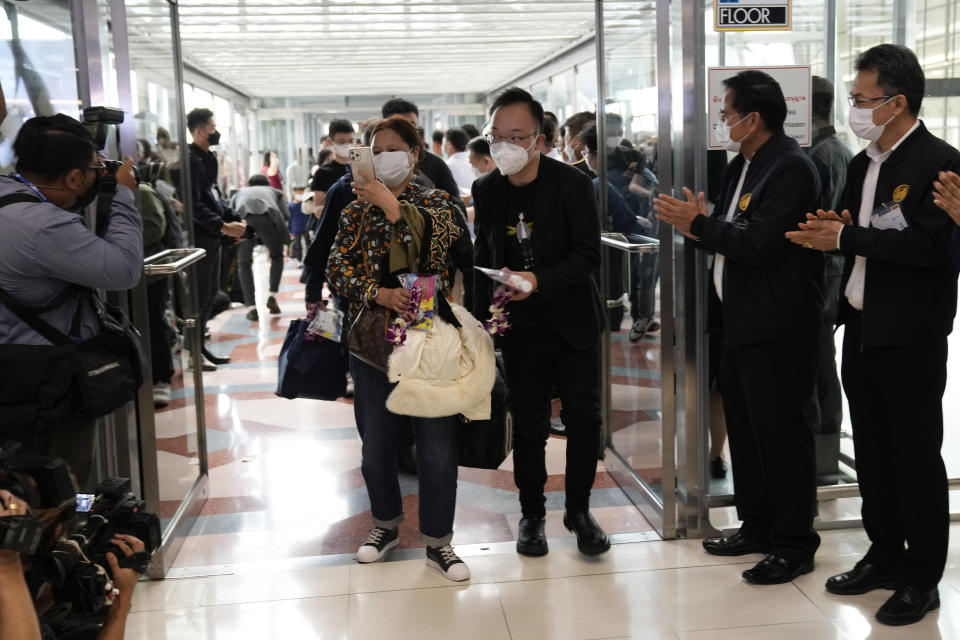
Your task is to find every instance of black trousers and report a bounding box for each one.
[500,324,602,518]
[842,315,949,589]
[811,254,844,433]
[720,335,821,562]
[194,231,223,343]
[147,278,174,384]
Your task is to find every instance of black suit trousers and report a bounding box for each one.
[720,335,821,562]
[500,324,602,518]
[842,315,949,590]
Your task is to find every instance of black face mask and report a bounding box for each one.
[71,171,100,211]
[207,130,221,147]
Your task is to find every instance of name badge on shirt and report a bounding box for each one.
[870,201,908,231]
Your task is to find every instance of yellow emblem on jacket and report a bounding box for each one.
[893,184,909,202]
[739,193,751,211]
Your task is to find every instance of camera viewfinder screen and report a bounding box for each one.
[76,493,95,512]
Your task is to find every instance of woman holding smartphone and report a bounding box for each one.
[325,116,469,581]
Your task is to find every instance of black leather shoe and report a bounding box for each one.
[202,348,231,365]
[876,585,940,626]
[825,561,902,595]
[742,554,814,585]
[702,532,768,556]
[517,517,548,556]
[563,511,611,555]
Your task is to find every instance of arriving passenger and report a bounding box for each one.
[561,111,596,178]
[472,88,610,557]
[654,70,824,585]
[431,129,444,157]
[467,136,497,175]
[443,127,474,192]
[260,151,284,191]
[287,184,310,263]
[231,174,288,322]
[0,114,142,486]
[788,44,960,626]
[805,75,852,480]
[325,116,469,581]
[310,119,355,212]
[186,108,246,371]
[542,111,563,160]
[285,149,309,200]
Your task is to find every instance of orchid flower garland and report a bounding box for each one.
[483,285,514,336]
[385,284,423,346]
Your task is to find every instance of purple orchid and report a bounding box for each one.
[483,285,514,336]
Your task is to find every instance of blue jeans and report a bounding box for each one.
[349,355,459,547]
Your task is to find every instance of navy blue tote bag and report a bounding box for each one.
[276,319,347,401]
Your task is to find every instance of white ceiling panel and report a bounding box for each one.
[127,0,597,98]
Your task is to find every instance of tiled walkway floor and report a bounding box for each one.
[128,525,960,639]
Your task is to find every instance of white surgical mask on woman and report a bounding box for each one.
[849,97,895,142]
[373,150,413,188]
[490,138,535,176]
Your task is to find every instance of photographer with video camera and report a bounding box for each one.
[0,114,141,488]
[0,444,155,640]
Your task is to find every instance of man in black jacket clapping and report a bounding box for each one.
[788,44,960,626]
[655,70,824,585]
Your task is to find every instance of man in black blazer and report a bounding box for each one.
[788,44,960,627]
[472,88,608,557]
[655,70,825,585]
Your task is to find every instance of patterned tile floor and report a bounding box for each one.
[156,252,660,569]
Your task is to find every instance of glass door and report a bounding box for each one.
[598,0,675,536]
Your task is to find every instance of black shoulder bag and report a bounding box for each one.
[0,193,147,429]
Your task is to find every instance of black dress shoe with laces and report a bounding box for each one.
[563,511,611,556]
[825,561,902,595]
[876,585,940,626]
[702,532,768,556]
[517,517,548,556]
[742,554,814,585]
[202,347,231,365]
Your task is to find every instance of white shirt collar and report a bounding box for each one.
[866,119,921,162]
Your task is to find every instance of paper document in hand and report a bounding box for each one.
[474,266,533,292]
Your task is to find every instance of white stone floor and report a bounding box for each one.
[124,523,960,639]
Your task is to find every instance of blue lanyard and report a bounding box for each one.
[12,173,50,203]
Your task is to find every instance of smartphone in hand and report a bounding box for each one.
[349,147,376,185]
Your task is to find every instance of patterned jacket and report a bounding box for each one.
[325,182,461,329]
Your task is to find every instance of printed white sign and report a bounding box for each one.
[707,66,811,149]
[714,0,791,31]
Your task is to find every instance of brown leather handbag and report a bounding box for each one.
[346,306,393,372]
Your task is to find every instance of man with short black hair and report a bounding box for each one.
[443,127,474,192]
[431,130,445,157]
[472,87,608,558]
[655,70,824,585]
[788,44,960,626]
[310,119,355,210]
[187,107,245,370]
[561,111,596,177]
[462,123,480,139]
[467,136,496,175]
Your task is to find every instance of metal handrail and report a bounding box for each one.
[143,248,207,276]
[601,232,660,254]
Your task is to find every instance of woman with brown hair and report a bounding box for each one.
[326,115,469,581]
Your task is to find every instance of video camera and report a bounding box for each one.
[81,106,140,234]
[0,442,161,625]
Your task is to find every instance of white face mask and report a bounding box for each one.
[606,136,621,149]
[373,150,413,188]
[715,112,753,152]
[849,98,895,141]
[564,144,579,162]
[333,142,352,159]
[490,138,536,176]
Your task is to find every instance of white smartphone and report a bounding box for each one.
[349,147,376,185]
